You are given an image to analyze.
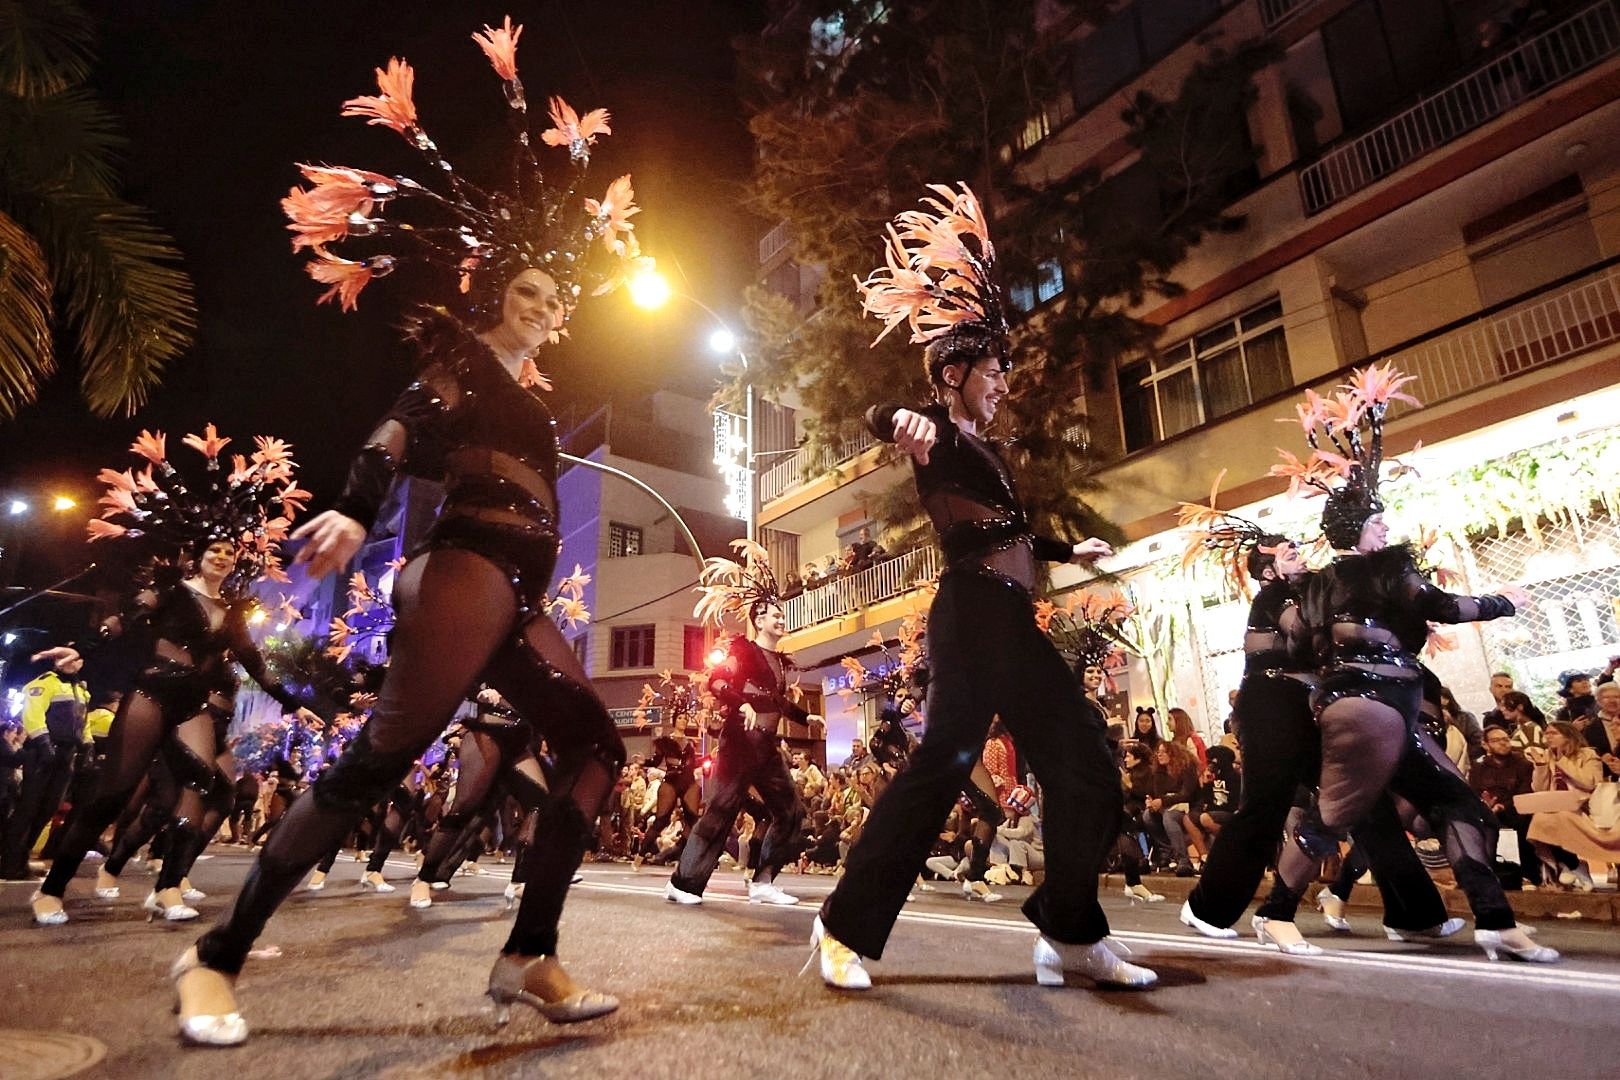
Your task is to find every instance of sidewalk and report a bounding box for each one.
[1101,871,1620,924]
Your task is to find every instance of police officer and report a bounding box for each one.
[0,653,91,878]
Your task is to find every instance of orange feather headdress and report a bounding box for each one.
[855,183,1011,372]
[693,539,782,633]
[281,15,650,324]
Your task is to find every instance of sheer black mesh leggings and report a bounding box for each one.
[636,778,701,859]
[418,730,546,884]
[195,548,623,975]
[41,686,217,899]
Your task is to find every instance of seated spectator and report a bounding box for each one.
[1555,670,1599,726]
[1191,744,1241,852]
[1168,707,1207,769]
[1439,684,1484,762]
[987,785,1041,885]
[1481,671,1543,730]
[1499,691,1547,754]
[801,811,841,870]
[924,803,972,881]
[1585,682,1620,775]
[1472,725,1535,885]
[790,751,825,798]
[1526,722,1613,891]
[1131,707,1162,752]
[842,738,871,772]
[1143,741,1200,875]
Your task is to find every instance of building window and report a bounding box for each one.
[1120,298,1291,452]
[608,522,643,558]
[610,625,655,669]
[683,625,710,671]
[571,633,588,668]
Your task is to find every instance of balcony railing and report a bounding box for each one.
[759,430,878,504]
[1380,262,1620,420]
[1299,0,1620,214]
[783,546,939,633]
[759,220,792,266]
[1258,0,1323,31]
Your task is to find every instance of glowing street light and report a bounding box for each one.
[248,609,268,626]
[7,500,27,516]
[708,328,737,355]
[628,269,672,310]
[52,496,76,512]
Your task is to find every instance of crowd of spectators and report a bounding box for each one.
[779,528,890,602]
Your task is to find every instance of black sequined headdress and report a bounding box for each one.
[88,425,307,590]
[281,16,650,325]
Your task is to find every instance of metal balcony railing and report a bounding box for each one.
[783,546,939,633]
[759,430,878,504]
[1298,0,1620,214]
[1378,263,1620,419]
[1257,0,1323,31]
[759,220,792,266]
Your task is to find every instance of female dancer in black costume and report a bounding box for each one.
[1251,364,1554,962]
[407,685,550,908]
[31,434,318,929]
[634,728,700,869]
[172,22,652,1045]
[811,184,1153,991]
[1173,500,1458,951]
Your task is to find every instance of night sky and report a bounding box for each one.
[0,1,763,590]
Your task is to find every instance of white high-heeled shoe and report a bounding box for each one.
[486,954,619,1025]
[962,879,1002,903]
[30,891,68,926]
[503,882,525,910]
[1251,915,1323,956]
[181,878,206,903]
[1124,884,1164,904]
[1315,888,1351,931]
[408,880,433,909]
[1033,936,1157,988]
[1383,918,1466,942]
[801,915,871,990]
[171,947,248,1047]
[359,871,395,893]
[1475,928,1559,963]
[144,890,199,922]
[1178,900,1237,939]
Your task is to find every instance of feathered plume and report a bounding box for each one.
[693,538,780,631]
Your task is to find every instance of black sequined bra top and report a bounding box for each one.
[333,310,561,538]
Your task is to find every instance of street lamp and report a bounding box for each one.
[51,496,76,512]
[7,500,27,516]
[627,270,758,540]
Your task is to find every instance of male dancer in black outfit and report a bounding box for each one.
[809,183,1155,991]
[667,543,817,907]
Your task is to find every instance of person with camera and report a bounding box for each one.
[1525,722,1605,890]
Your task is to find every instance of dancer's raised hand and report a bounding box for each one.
[890,409,937,465]
[1071,538,1113,564]
[290,510,367,579]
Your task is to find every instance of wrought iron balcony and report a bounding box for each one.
[758,430,878,505]
[782,545,939,633]
[1299,0,1620,214]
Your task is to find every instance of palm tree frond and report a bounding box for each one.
[0,85,122,194]
[0,207,53,418]
[39,191,194,417]
[0,0,95,98]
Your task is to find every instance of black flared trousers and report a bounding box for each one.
[821,571,1120,959]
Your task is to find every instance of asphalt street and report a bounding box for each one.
[2,850,1616,1079]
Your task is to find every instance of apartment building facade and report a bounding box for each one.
[753,0,1620,748]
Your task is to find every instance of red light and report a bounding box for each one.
[700,755,715,775]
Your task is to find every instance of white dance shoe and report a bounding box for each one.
[801,915,870,990]
[30,891,68,926]
[144,890,199,922]
[1178,900,1237,939]
[1383,918,1466,942]
[1033,935,1157,988]
[664,880,703,905]
[1251,915,1323,956]
[1475,927,1559,963]
[748,881,801,906]
[171,947,248,1047]
[1124,884,1164,904]
[1315,888,1352,931]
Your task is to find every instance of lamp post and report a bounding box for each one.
[629,271,758,541]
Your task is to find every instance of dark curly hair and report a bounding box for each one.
[923,324,1009,389]
[1322,484,1381,549]
[1244,533,1292,581]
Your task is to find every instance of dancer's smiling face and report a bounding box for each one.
[940,355,1008,427]
[1081,664,1105,693]
[752,601,785,638]
[500,269,563,352]
[1270,541,1306,580]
